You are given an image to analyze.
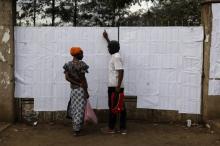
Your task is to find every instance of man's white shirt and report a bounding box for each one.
[108,52,124,87]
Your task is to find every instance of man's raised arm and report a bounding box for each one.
[103,30,110,44]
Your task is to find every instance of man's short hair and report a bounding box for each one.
[108,40,120,54]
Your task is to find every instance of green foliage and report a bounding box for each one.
[122,0,202,26]
[16,0,202,26]
[16,0,137,26]
[150,0,201,25]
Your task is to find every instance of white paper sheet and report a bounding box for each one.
[15,27,118,110]
[209,4,220,78]
[15,27,203,114]
[208,80,220,95]
[120,27,203,114]
[212,4,220,19]
[208,4,220,95]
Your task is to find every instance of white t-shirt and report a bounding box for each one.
[108,52,124,87]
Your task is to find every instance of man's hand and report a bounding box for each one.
[103,30,110,44]
[103,30,108,39]
[115,86,120,93]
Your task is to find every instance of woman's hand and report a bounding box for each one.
[80,81,86,88]
[80,81,89,99]
[84,91,89,99]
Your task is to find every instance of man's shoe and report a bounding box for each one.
[101,128,115,134]
[120,129,127,135]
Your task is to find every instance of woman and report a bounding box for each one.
[63,47,89,136]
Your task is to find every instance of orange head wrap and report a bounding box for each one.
[70,47,82,56]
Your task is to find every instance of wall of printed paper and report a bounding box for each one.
[14,26,203,114]
[208,4,220,95]
[120,27,203,114]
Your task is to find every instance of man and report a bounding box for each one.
[102,30,127,135]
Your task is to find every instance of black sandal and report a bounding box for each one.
[73,131,83,137]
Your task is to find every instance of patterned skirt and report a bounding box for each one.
[69,87,87,131]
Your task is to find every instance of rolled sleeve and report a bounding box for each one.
[63,63,69,73]
[79,61,89,73]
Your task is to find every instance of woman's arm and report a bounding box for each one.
[81,74,89,98]
[64,72,81,86]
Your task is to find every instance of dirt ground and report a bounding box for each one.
[0,121,220,146]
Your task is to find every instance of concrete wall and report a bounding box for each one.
[15,97,201,124]
[0,0,14,122]
[202,0,220,121]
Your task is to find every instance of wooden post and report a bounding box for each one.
[0,0,15,122]
[201,0,220,121]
